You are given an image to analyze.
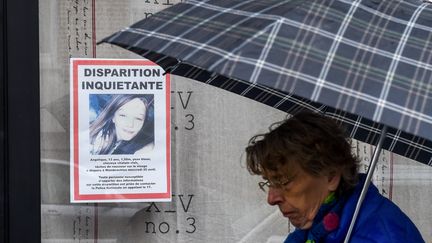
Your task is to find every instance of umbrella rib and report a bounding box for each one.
[238,21,284,98]
[179,0,255,59]
[250,20,283,84]
[130,0,209,52]
[339,0,432,32]
[208,21,279,72]
[185,0,288,68]
[311,0,362,100]
[373,3,429,122]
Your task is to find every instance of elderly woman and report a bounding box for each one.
[245,111,423,242]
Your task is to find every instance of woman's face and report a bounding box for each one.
[265,165,340,230]
[112,98,146,141]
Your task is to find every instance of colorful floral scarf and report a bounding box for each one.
[284,192,344,243]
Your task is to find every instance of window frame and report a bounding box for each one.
[1,0,40,242]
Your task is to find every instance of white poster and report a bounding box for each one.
[70,58,171,203]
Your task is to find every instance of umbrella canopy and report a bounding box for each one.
[100,0,432,241]
[101,0,432,165]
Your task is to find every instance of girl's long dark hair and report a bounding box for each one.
[89,94,154,155]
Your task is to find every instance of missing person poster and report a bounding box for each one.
[70,58,171,203]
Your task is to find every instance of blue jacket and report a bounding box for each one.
[286,174,424,242]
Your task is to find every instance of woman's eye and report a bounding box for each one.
[119,114,126,117]
[283,181,292,187]
[135,117,144,121]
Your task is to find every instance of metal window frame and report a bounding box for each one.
[1,0,40,242]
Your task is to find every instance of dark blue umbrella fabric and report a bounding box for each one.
[101,0,432,166]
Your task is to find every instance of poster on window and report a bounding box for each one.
[70,58,171,203]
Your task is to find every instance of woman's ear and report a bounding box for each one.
[327,172,341,191]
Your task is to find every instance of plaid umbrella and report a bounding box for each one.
[101,0,432,167]
[101,0,432,239]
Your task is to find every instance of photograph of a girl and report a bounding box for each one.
[89,94,154,155]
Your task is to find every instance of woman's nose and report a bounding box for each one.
[124,118,134,127]
[267,187,283,206]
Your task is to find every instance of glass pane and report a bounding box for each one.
[39,1,432,242]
